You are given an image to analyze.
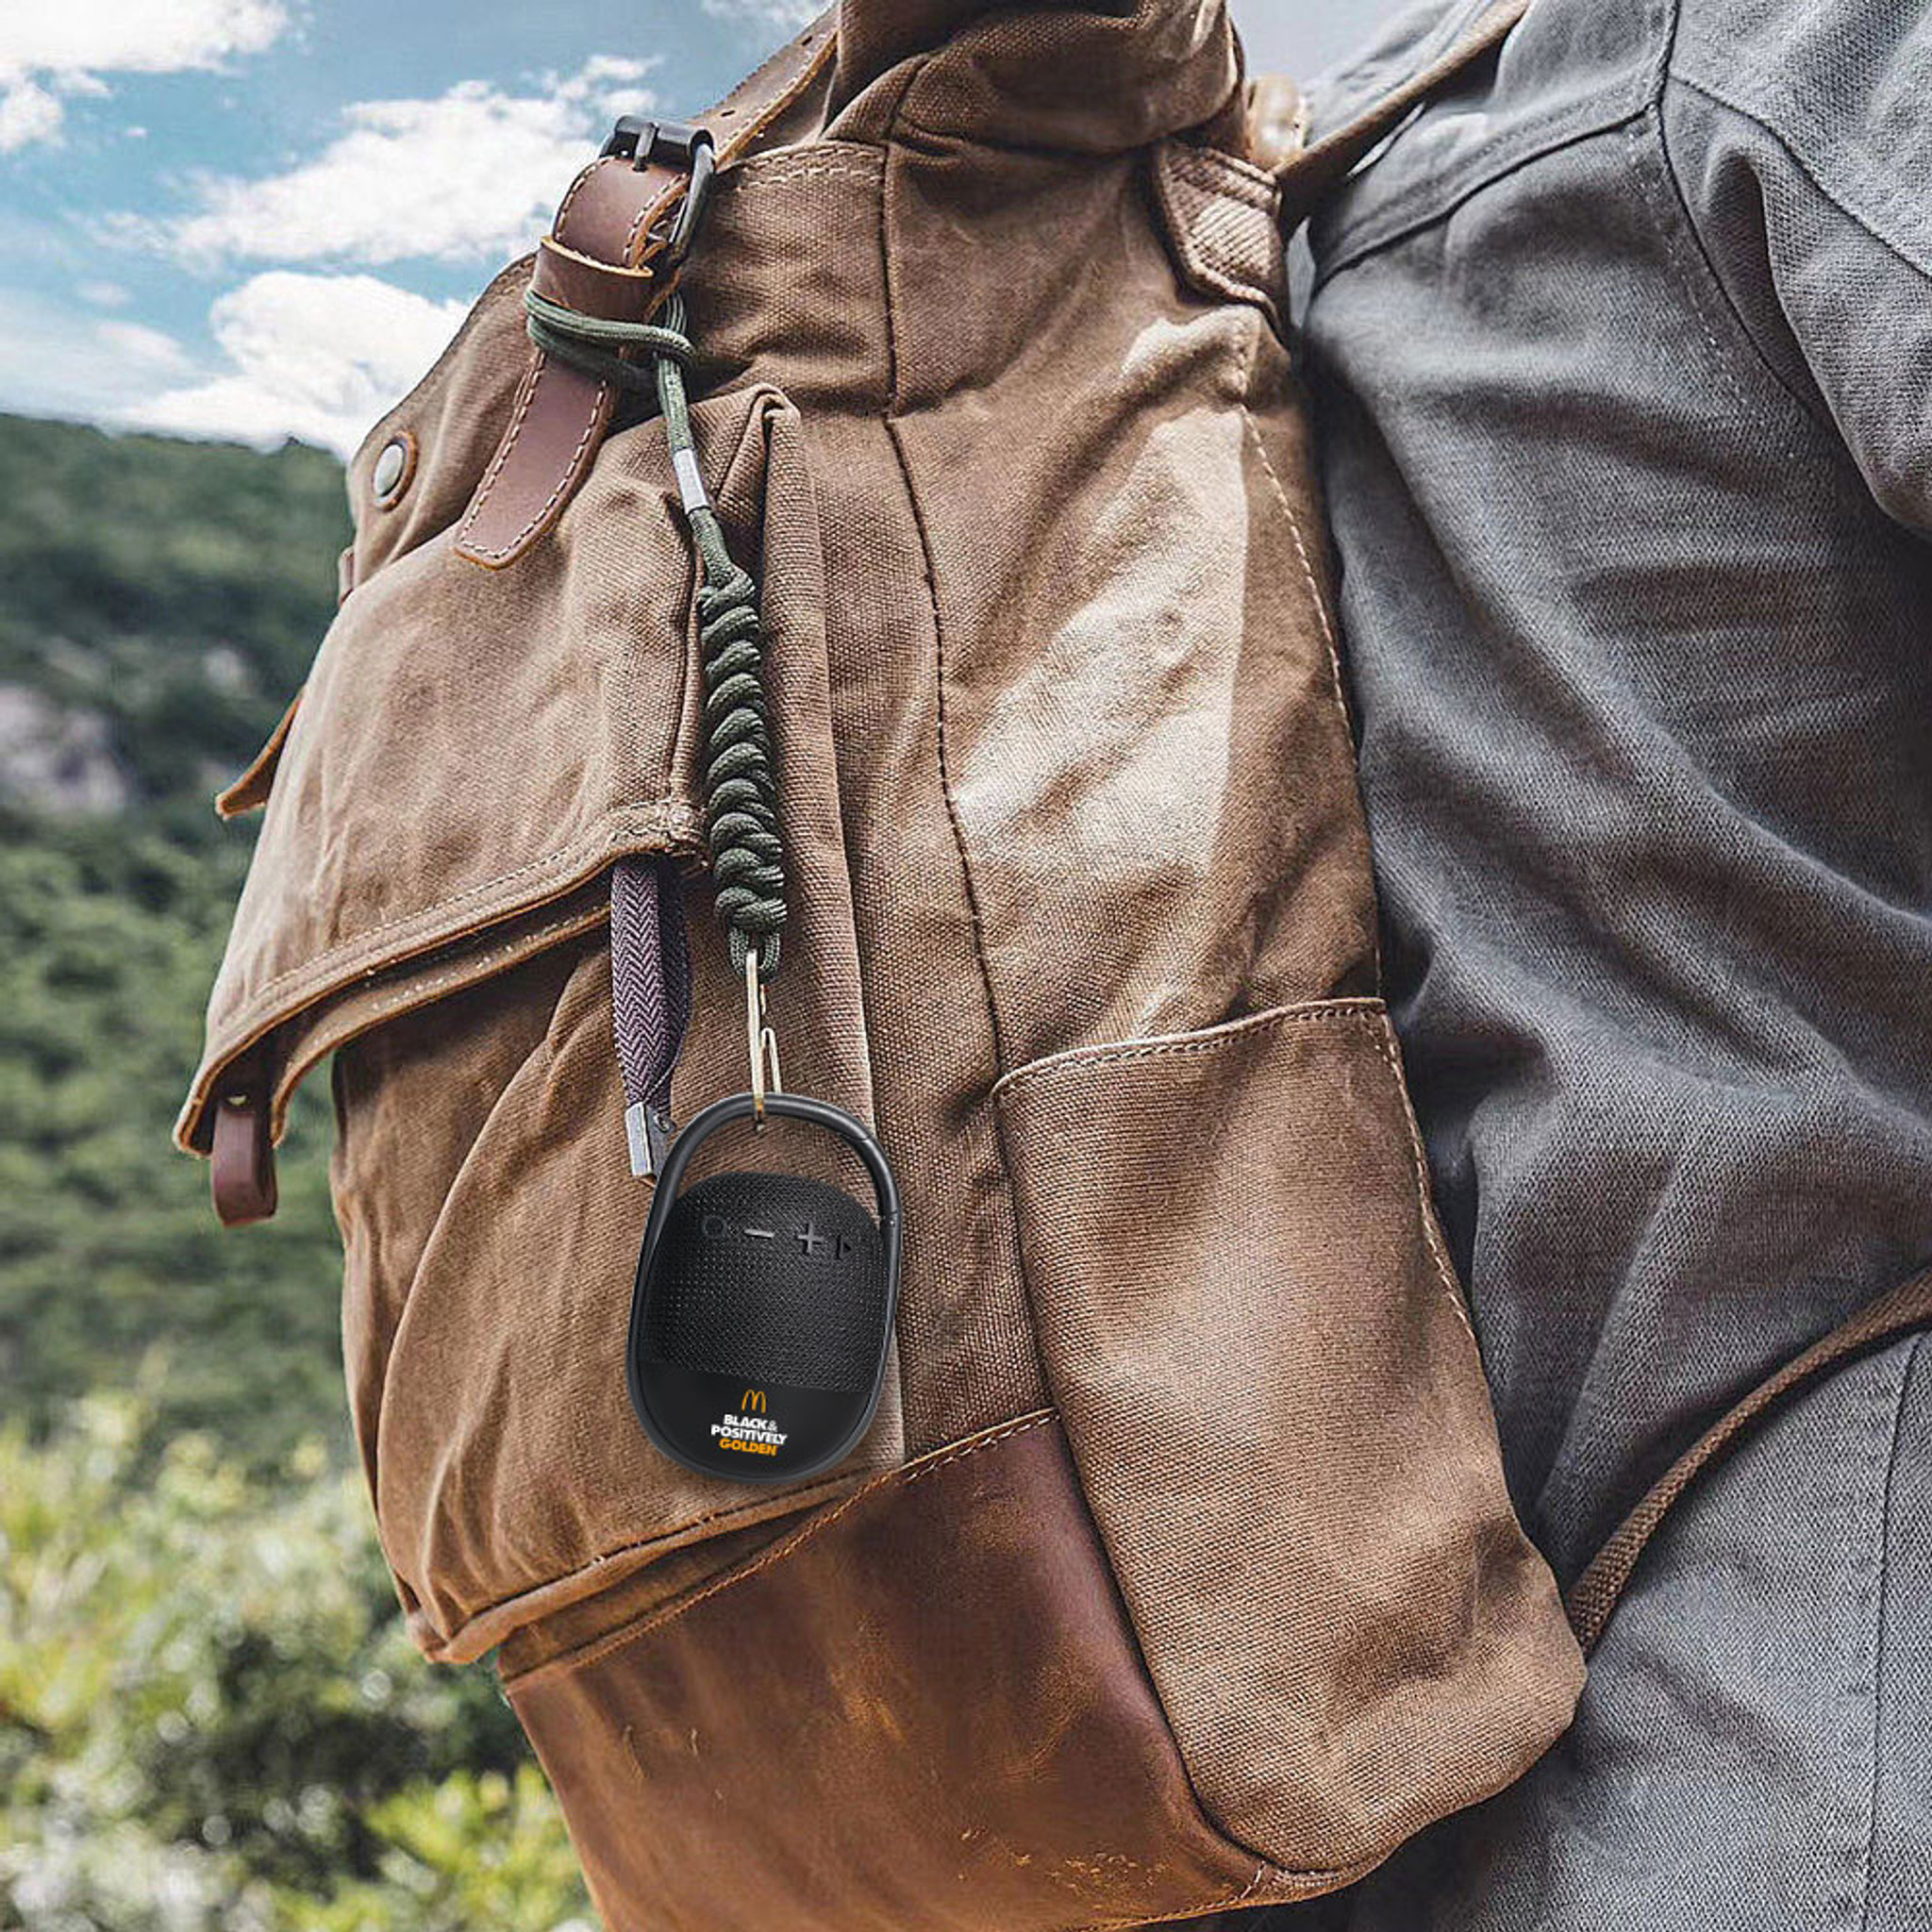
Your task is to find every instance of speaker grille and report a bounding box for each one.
[642,1171,887,1391]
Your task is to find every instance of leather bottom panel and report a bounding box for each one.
[505,1413,1364,1932]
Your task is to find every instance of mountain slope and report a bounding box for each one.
[0,415,352,1462]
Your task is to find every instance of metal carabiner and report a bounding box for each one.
[744,947,783,1124]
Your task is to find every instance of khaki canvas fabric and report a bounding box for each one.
[178,3,1583,1925]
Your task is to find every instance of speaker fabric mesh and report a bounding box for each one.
[641,1170,886,1391]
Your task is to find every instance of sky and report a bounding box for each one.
[0,0,1396,458]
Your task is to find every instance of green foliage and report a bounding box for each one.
[0,1387,590,1932]
[0,419,591,1927]
[0,417,350,1463]
[0,417,348,843]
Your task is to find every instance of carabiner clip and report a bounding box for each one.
[744,947,783,1124]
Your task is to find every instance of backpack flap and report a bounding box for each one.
[175,346,814,1216]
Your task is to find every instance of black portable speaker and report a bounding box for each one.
[626,1091,901,1484]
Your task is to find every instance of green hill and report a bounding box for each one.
[0,415,353,1464]
[0,417,590,1930]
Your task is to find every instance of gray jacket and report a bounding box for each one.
[1276,0,1932,1923]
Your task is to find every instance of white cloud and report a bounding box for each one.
[0,0,288,151]
[155,55,658,268]
[0,286,195,423]
[122,271,467,456]
[701,0,825,31]
[0,77,61,151]
[96,319,192,371]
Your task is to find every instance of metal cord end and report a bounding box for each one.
[744,947,782,1125]
[625,1099,676,1179]
[672,445,709,516]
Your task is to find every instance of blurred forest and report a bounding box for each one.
[0,415,589,1928]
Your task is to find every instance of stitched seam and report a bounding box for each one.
[457,155,608,562]
[553,157,606,242]
[182,808,704,1142]
[1624,113,1754,422]
[268,902,610,1126]
[1859,1333,1924,1931]
[885,425,1008,1079]
[992,997,1387,1099]
[461,358,612,563]
[1650,82,1820,429]
[1242,400,1350,750]
[875,82,1045,1415]
[1669,67,1932,292]
[508,1413,1058,1681]
[234,805,695,1003]
[718,152,886,192]
[1366,1012,1478,1349]
[454,351,545,551]
[455,1470,869,1672]
[1650,75,1816,418]
[879,88,1008,1074]
[1307,0,1664,279]
[1054,1857,1372,1930]
[1314,106,1647,288]
[1662,69,1921,441]
[1240,380,1382,988]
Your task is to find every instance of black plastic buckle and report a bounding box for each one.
[600,115,700,167]
[597,116,716,266]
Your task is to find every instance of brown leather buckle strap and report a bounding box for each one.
[1567,1264,1932,1652]
[454,13,837,570]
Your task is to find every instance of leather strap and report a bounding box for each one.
[1274,0,1530,225]
[1567,1264,1932,1652]
[454,11,838,569]
[210,1054,278,1226]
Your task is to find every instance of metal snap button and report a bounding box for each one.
[371,434,414,508]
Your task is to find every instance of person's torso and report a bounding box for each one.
[1302,0,1932,1577]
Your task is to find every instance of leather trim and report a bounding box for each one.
[453,12,838,569]
[1568,1263,1932,1650]
[507,1411,1369,1932]
[214,687,303,820]
[531,236,658,320]
[209,1055,276,1225]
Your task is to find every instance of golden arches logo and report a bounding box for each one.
[741,1389,768,1413]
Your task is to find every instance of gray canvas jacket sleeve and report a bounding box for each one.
[1277,0,1932,1925]
[1661,0,1932,538]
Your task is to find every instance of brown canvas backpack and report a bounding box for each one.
[177,3,1591,1925]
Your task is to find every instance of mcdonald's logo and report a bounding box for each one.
[741,1389,768,1413]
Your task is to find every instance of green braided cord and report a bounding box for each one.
[525,285,785,980]
[525,291,695,373]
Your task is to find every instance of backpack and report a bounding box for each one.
[178,3,1588,1925]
